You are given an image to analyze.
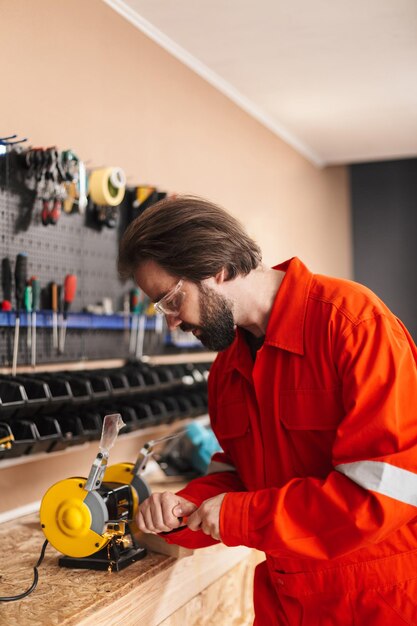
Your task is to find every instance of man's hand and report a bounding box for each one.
[186,493,226,541]
[136,492,197,534]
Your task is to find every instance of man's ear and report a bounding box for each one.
[214,267,228,284]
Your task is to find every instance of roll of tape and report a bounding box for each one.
[89,167,125,206]
[109,167,126,189]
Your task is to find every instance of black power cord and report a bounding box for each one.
[0,539,49,602]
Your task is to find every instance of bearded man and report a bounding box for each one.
[118,195,417,625]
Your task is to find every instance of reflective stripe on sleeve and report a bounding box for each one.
[206,460,237,474]
[336,461,417,507]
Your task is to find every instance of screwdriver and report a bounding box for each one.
[129,288,140,355]
[1,257,12,311]
[24,284,32,350]
[135,291,147,359]
[59,274,77,354]
[51,282,58,350]
[2,258,13,366]
[31,277,41,368]
[123,292,130,345]
[12,253,28,376]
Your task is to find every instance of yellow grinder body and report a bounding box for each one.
[40,463,150,558]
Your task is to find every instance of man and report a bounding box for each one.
[118,195,417,625]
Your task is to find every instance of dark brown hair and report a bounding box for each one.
[118,195,262,282]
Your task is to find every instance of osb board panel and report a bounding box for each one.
[0,513,257,626]
[0,514,174,626]
[159,551,264,626]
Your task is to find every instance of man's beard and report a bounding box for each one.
[180,283,236,352]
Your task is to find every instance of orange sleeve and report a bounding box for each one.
[161,359,248,549]
[220,315,417,559]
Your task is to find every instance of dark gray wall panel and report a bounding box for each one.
[350,158,417,340]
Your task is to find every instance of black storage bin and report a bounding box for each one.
[160,395,181,423]
[106,372,130,397]
[14,419,59,454]
[75,372,112,401]
[56,414,88,446]
[122,368,146,392]
[134,401,157,427]
[175,395,194,418]
[32,374,73,413]
[10,376,52,417]
[154,365,176,385]
[185,391,207,416]
[3,420,37,457]
[34,416,68,452]
[149,399,169,425]
[0,422,14,460]
[0,379,27,419]
[57,375,92,405]
[165,364,185,384]
[140,367,160,388]
[118,406,140,432]
[79,411,103,441]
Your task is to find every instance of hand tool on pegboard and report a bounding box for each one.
[12,253,27,375]
[61,150,88,215]
[135,291,148,359]
[50,282,59,351]
[1,257,12,311]
[30,277,40,368]
[129,287,140,355]
[59,274,77,354]
[1,257,13,365]
[24,283,32,351]
[129,186,167,224]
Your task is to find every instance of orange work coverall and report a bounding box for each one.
[163,257,417,625]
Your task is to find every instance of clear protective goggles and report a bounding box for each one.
[153,279,185,316]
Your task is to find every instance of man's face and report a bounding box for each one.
[184,282,235,351]
[134,260,236,352]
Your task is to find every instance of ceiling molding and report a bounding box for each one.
[103,0,325,167]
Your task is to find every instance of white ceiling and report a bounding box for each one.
[105,0,417,166]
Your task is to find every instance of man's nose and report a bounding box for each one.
[165,314,182,331]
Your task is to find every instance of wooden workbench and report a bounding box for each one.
[0,513,262,626]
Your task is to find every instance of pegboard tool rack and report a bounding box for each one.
[0,149,201,365]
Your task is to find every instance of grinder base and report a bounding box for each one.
[59,534,147,572]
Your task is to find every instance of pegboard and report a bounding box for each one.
[0,149,164,365]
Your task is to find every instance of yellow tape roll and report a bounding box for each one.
[89,167,126,206]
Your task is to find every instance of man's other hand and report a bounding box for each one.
[186,493,226,541]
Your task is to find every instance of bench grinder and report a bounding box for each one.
[40,414,152,572]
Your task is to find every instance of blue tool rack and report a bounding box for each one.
[0,311,158,330]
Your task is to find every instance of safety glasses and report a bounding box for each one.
[153,279,185,316]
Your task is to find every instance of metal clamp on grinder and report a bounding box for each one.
[40,413,151,572]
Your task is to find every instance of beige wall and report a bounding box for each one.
[0,0,351,514]
[1,0,351,278]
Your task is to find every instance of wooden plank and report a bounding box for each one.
[159,551,264,626]
[75,544,253,626]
